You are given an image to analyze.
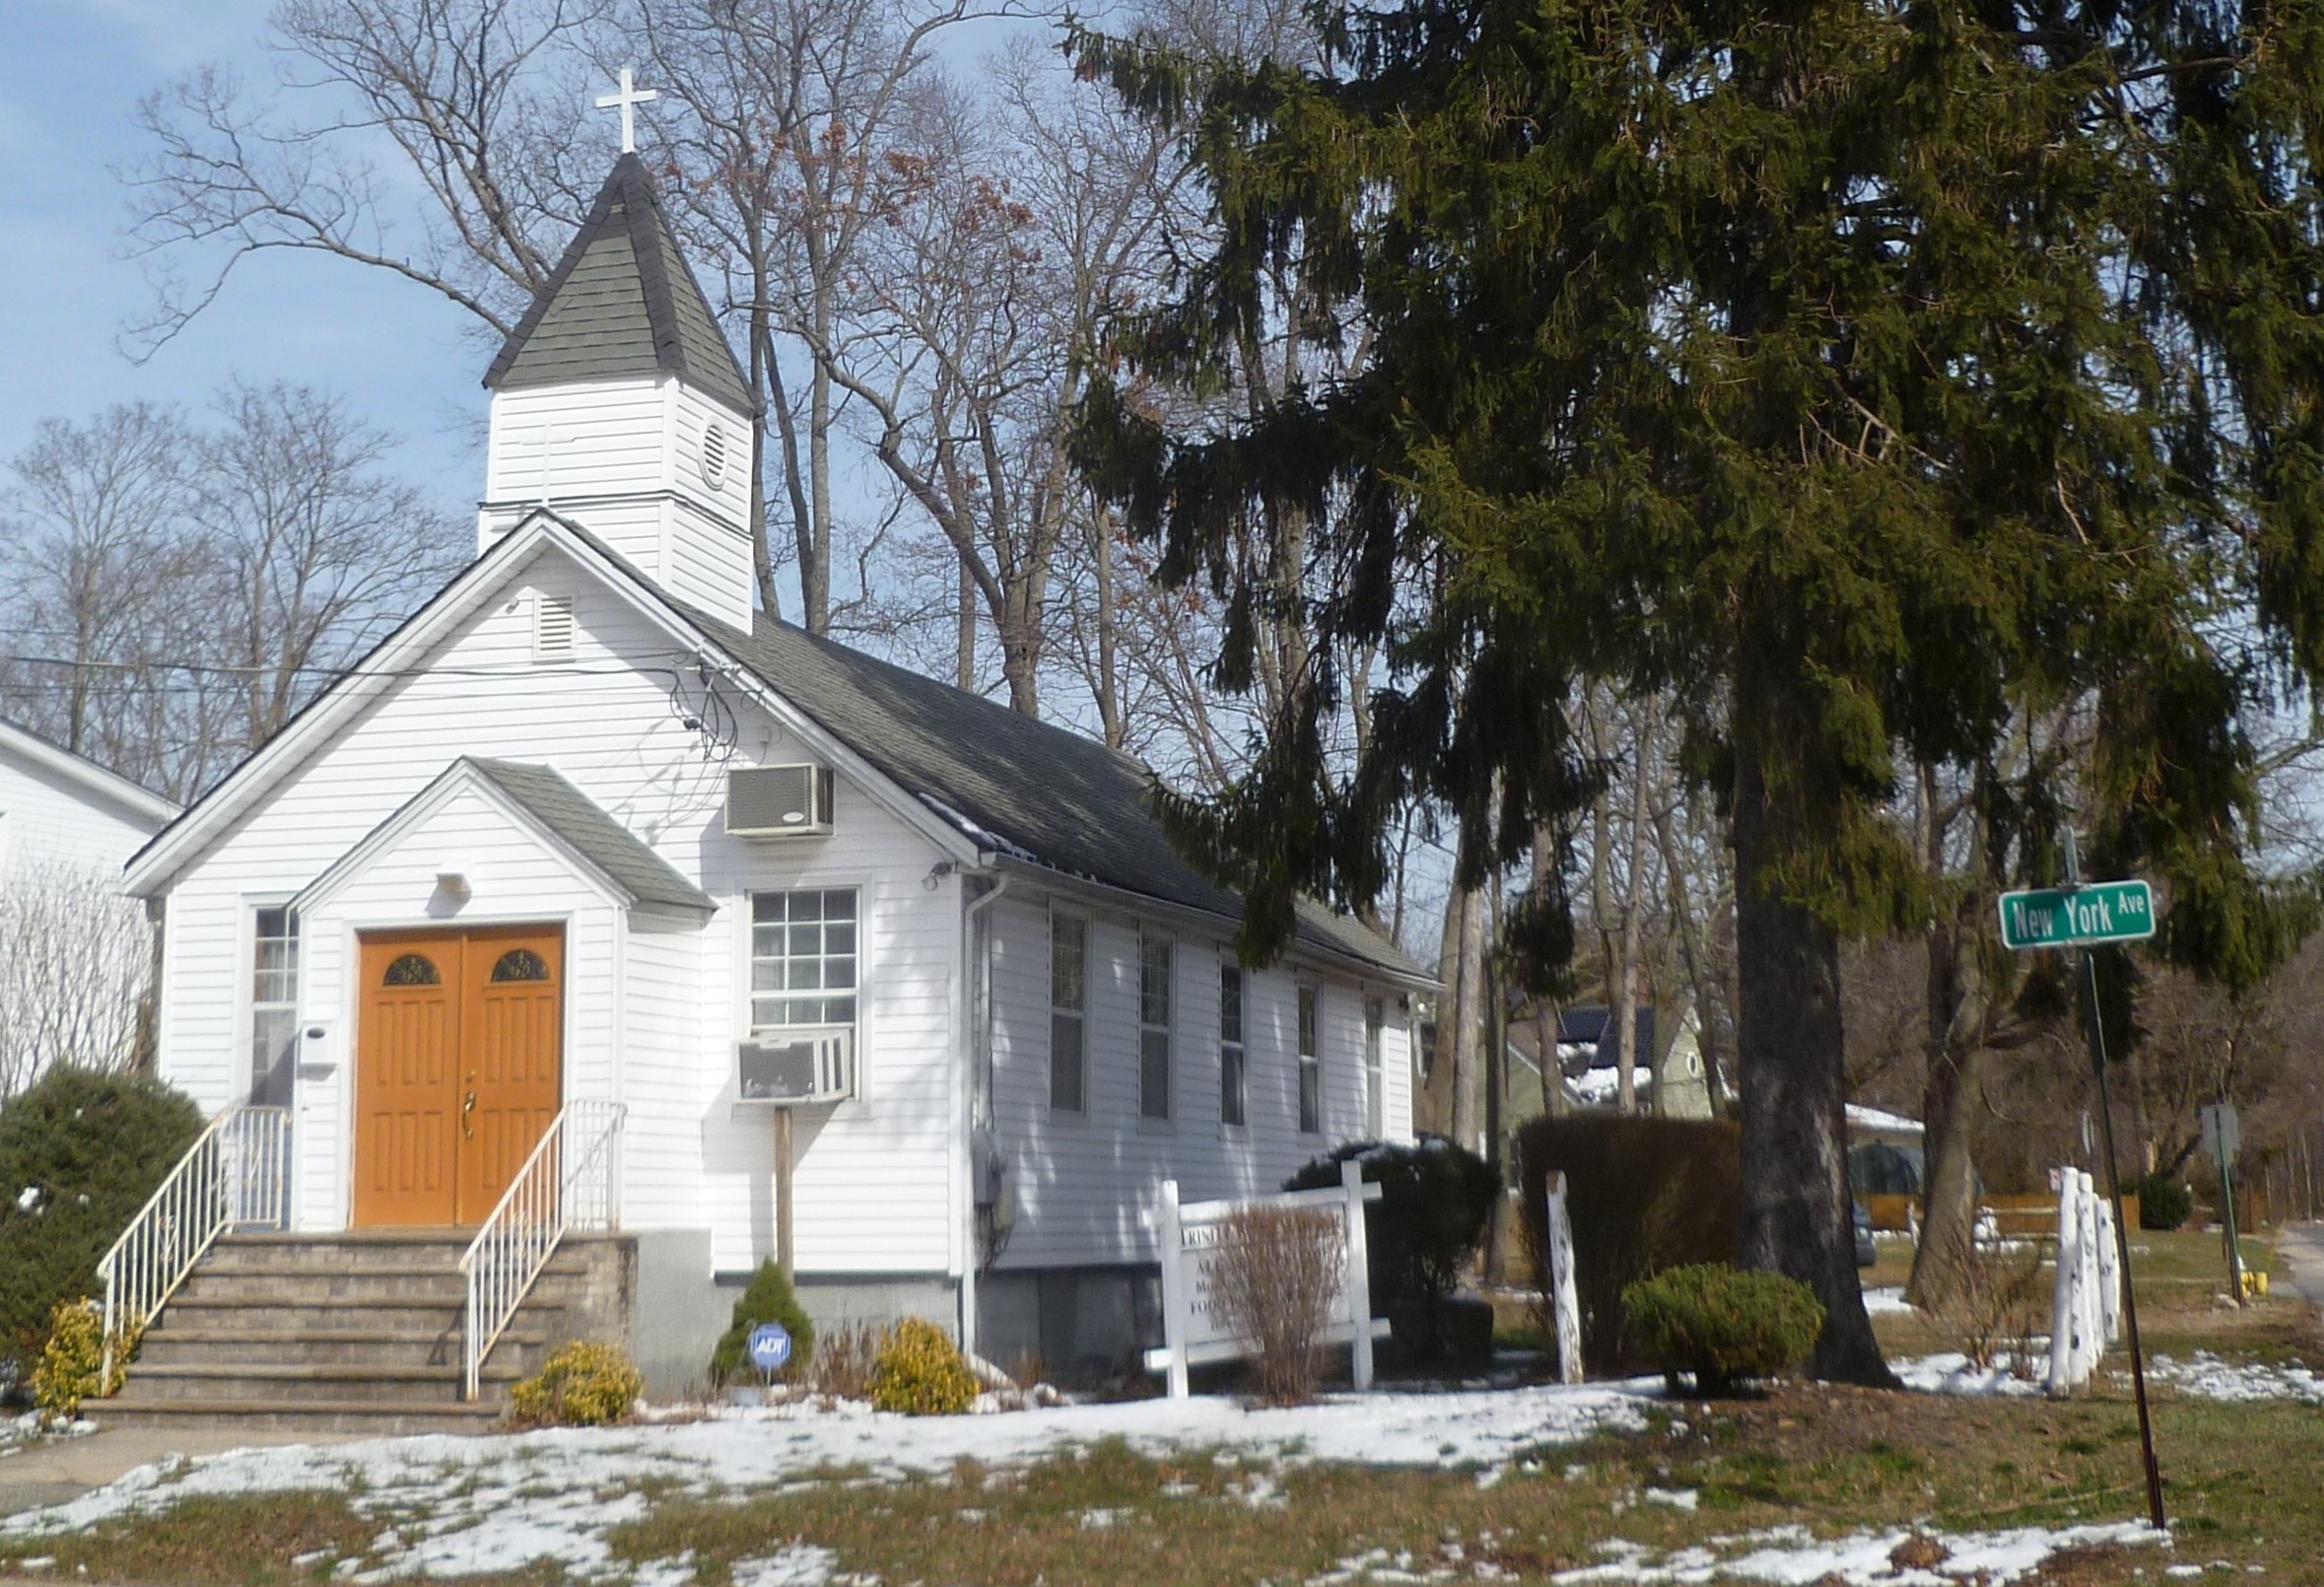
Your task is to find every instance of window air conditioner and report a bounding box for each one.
[735,1026,855,1106]
[727,764,835,838]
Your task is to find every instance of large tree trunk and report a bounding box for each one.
[1730,699,1894,1387]
[1448,875,1489,1154]
[1421,884,1469,1136]
[1907,1039,1983,1309]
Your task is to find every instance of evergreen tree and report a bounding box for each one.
[1072,0,2324,1380]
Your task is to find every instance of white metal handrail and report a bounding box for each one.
[99,1104,292,1382]
[458,1099,624,1400]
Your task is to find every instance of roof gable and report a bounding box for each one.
[485,155,753,413]
[294,756,713,919]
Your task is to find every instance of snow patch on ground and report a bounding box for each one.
[1889,1353,2047,1398]
[2140,1349,2324,1406]
[4,1382,1656,1580]
[1550,1520,2165,1584]
[1861,1287,1916,1317]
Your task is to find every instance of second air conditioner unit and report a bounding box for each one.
[727,763,835,838]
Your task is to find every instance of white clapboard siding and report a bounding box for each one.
[154,544,959,1276]
[0,739,168,884]
[987,891,1413,1270]
[671,381,754,527]
[484,380,670,508]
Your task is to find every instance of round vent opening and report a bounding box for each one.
[701,423,729,491]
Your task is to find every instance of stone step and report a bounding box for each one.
[134,1327,549,1371]
[96,1397,505,1437]
[204,1238,605,1276]
[120,1360,522,1406]
[157,1296,487,1335]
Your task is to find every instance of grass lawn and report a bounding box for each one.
[1,1232,2313,1586]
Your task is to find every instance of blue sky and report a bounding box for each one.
[3,0,488,510]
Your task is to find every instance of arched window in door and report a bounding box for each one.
[490,947,552,983]
[382,953,442,987]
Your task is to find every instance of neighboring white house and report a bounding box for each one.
[124,153,1428,1387]
[0,720,178,1091]
[0,719,177,882]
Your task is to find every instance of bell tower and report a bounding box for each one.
[477,149,757,631]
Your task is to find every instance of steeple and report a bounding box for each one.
[485,154,751,412]
[477,151,757,629]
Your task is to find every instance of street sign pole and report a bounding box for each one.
[2061,832,2167,1532]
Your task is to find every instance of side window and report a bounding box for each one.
[749,889,859,1031]
[1050,912,1087,1113]
[1220,962,1247,1129]
[1297,985,1322,1136]
[249,905,300,1108]
[1138,932,1173,1121]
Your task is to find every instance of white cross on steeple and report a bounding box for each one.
[595,67,658,155]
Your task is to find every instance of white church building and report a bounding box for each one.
[115,148,1425,1414]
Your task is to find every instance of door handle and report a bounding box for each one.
[462,1088,478,1139]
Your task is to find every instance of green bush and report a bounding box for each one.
[1516,1115,1741,1373]
[0,1067,204,1373]
[510,1341,645,1426]
[710,1260,816,1385]
[867,1318,979,1414]
[2138,1174,2193,1232]
[1284,1139,1500,1309]
[1621,1264,1824,1395]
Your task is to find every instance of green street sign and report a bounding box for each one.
[1998,879,2157,950]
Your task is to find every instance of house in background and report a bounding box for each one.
[1500,1002,1716,1122]
[0,718,178,882]
[0,720,178,1091]
[108,149,1427,1431]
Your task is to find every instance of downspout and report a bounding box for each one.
[958,866,1009,1354]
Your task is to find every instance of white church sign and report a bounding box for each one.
[1145,1160,1388,1399]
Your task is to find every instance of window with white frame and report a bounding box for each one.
[1363,997,1386,1138]
[1050,911,1087,1113]
[750,889,858,1031]
[1219,962,1247,1128]
[1139,932,1173,1120]
[1297,985,1323,1135]
[249,905,300,1107]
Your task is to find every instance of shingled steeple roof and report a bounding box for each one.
[484,154,753,412]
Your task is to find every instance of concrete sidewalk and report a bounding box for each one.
[2274,1221,2324,1320]
[0,1423,354,1521]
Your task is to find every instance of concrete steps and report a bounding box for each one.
[98,1230,628,1437]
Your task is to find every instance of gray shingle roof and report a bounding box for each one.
[465,757,714,916]
[484,155,753,413]
[673,604,1427,983]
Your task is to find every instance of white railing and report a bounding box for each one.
[459,1099,625,1400]
[99,1105,292,1381]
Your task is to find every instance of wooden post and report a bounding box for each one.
[775,1107,795,1277]
[1156,1179,1190,1400]
[1544,1170,1583,1385]
[1341,1159,1375,1391]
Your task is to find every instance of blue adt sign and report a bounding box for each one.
[747,1322,793,1374]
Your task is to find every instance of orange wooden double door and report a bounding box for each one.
[354,925,564,1227]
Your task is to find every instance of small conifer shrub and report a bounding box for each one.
[867,1317,979,1415]
[510,1341,645,1426]
[1621,1264,1823,1395]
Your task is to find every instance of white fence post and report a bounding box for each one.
[1341,1160,1375,1391]
[1156,1179,1191,1401]
[2077,1170,2102,1376]
[2095,1189,2123,1345]
[1544,1170,1583,1386]
[2048,1166,2081,1397]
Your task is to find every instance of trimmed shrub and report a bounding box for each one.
[709,1259,816,1385]
[1210,1204,1347,1406]
[2138,1175,2193,1232]
[510,1341,644,1426]
[0,1067,204,1372]
[29,1299,139,1423]
[1621,1264,1824,1395]
[867,1318,979,1415]
[1516,1115,1741,1373]
[1284,1139,1500,1310]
